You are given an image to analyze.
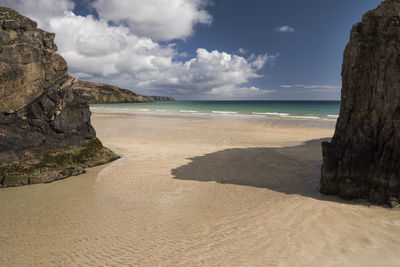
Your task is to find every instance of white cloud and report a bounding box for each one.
[248,53,279,69]
[276,25,295,33]
[251,53,279,69]
[132,48,276,97]
[280,84,340,91]
[1,0,275,99]
[0,0,74,28]
[92,0,213,41]
[48,13,177,76]
[209,86,275,98]
[303,85,340,90]
[237,48,248,54]
[48,13,274,98]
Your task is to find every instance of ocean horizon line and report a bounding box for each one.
[91,100,341,120]
[157,99,341,102]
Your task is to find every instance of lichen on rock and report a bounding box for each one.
[0,7,119,187]
[321,0,400,206]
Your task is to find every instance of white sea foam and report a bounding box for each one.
[179,110,198,113]
[156,110,167,112]
[212,111,238,114]
[134,109,151,112]
[251,112,320,119]
[327,115,339,119]
[286,115,320,119]
[252,112,290,117]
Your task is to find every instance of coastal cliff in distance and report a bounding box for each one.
[0,7,119,187]
[72,80,175,104]
[321,0,400,207]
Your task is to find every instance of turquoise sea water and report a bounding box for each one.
[92,101,341,119]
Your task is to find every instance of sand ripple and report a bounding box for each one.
[0,112,399,266]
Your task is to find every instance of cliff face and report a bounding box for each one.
[321,0,400,207]
[0,7,119,187]
[72,80,175,104]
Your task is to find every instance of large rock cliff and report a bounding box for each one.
[0,7,119,187]
[321,0,400,207]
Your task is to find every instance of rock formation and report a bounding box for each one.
[321,0,400,207]
[72,81,175,104]
[0,7,119,187]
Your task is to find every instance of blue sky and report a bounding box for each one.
[173,0,382,100]
[2,0,383,100]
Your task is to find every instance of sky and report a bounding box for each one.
[0,0,383,100]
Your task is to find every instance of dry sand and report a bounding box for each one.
[1,110,399,266]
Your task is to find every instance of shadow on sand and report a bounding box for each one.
[172,138,369,205]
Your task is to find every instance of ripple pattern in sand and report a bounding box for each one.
[1,112,400,266]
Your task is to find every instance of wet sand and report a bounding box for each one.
[1,110,399,266]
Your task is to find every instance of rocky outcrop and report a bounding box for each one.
[72,80,175,104]
[0,7,119,187]
[321,0,400,207]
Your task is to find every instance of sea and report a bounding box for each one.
[91,100,341,120]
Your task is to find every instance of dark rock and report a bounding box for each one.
[321,0,400,206]
[0,7,119,187]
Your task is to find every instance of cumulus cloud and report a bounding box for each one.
[92,0,213,41]
[276,25,295,33]
[172,49,270,93]
[49,13,274,98]
[1,0,275,99]
[48,13,177,77]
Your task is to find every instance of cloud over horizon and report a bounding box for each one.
[0,0,275,99]
[279,84,340,92]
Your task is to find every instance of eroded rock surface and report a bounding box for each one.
[0,7,119,187]
[321,0,400,206]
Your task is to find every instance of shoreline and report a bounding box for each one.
[90,106,339,123]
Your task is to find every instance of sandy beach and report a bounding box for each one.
[1,109,399,266]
